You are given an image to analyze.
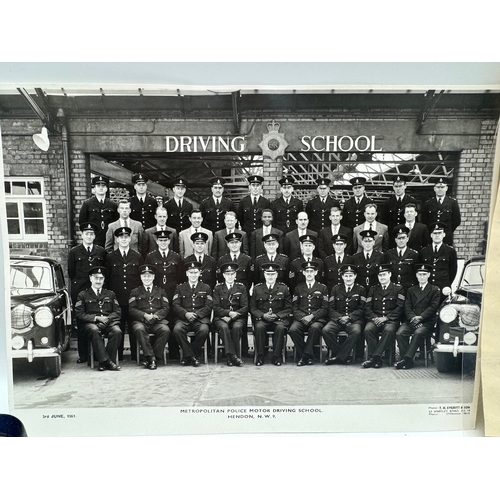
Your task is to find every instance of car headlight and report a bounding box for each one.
[439,305,458,324]
[34,307,53,328]
[11,304,33,333]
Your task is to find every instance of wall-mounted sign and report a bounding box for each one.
[165,135,246,153]
[300,135,382,153]
[258,120,289,160]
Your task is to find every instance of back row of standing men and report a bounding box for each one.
[71,171,461,368]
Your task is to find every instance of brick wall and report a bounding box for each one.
[454,119,497,261]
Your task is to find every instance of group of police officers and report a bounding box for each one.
[69,170,460,372]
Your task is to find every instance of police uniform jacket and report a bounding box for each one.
[145,249,183,301]
[213,282,249,319]
[328,283,367,324]
[78,197,119,247]
[128,285,170,322]
[419,243,458,290]
[288,256,324,293]
[351,251,385,289]
[381,194,417,232]
[283,229,318,262]
[323,254,354,291]
[305,195,340,234]
[250,282,292,322]
[142,225,179,256]
[68,244,106,303]
[129,193,158,230]
[317,225,354,259]
[383,247,420,289]
[250,226,284,259]
[172,281,213,323]
[254,253,289,286]
[292,281,329,324]
[163,197,194,233]
[341,195,374,230]
[392,222,430,251]
[365,283,405,324]
[105,249,144,306]
[237,195,271,235]
[216,253,253,290]
[184,254,217,290]
[212,229,249,260]
[74,288,122,326]
[421,196,461,243]
[199,196,236,234]
[271,196,304,234]
[404,283,441,328]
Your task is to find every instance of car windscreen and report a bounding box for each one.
[10,263,53,294]
[460,263,485,288]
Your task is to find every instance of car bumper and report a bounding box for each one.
[434,337,477,357]
[11,340,61,362]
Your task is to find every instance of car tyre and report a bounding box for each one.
[44,355,62,378]
[435,351,456,373]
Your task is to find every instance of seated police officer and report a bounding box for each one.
[394,263,440,369]
[74,266,122,371]
[129,264,171,370]
[172,261,213,367]
[362,264,405,369]
[213,263,248,367]
[288,261,329,366]
[250,262,292,366]
[323,264,367,365]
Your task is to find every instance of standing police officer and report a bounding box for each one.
[341,176,374,230]
[271,176,304,234]
[305,177,340,234]
[199,177,236,234]
[237,175,271,238]
[129,173,158,230]
[164,178,194,233]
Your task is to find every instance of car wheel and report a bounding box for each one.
[435,352,456,373]
[44,356,62,378]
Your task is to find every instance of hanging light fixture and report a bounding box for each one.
[32,127,50,151]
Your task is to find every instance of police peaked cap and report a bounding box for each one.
[261,262,280,272]
[132,173,149,184]
[91,175,109,186]
[80,222,98,233]
[279,177,294,186]
[139,264,156,275]
[377,264,392,274]
[393,226,410,237]
[434,177,448,185]
[331,234,348,244]
[186,261,202,270]
[340,264,358,275]
[429,222,447,232]
[316,177,331,186]
[154,229,172,239]
[248,175,264,184]
[392,175,408,184]
[301,261,319,271]
[225,232,243,242]
[299,234,317,244]
[220,262,240,274]
[261,233,280,243]
[88,266,106,276]
[211,177,226,186]
[359,229,378,239]
[172,178,188,187]
[114,226,132,237]
[350,176,367,186]
[415,263,432,273]
[190,232,209,242]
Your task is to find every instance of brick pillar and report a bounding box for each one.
[262,157,283,200]
[454,119,497,260]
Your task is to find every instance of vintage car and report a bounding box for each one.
[10,255,72,378]
[434,256,484,373]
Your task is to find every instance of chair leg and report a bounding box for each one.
[214,331,219,364]
[136,338,141,366]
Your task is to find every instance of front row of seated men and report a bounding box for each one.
[75,255,440,372]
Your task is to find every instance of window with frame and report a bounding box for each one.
[4,178,48,241]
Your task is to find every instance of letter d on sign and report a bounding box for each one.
[166,136,179,152]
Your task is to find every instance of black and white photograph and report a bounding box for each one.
[0,65,499,437]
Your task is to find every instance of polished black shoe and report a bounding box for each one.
[233,357,243,367]
[325,356,343,365]
[226,357,233,367]
[148,359,157,370]
[180,359,189,366]
[272,356,282,366]
[191,357,200,367]
[395,358,413,370]
[76,357,88,364]
[361,358,375,369]
[106,360,121,371]
[372,357,383,369]
[297,356,313,366]
[255,356,264,366]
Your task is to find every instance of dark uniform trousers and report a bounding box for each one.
[129,194,158,230]
[74,288,123,364]
[305,196,339,234]
[129,286,171,361]
[271,196,304,234]
[322,283,367,362]
[68,243,106,359]
[288,281,329,359]
[213,282,249,357]
[250,283,292,359]
[199,196,236,234]
[396,283,440,360]
[363,283,405,359]
[105,249,144,359]
[78,197,118,248]
[172,282,213,360]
